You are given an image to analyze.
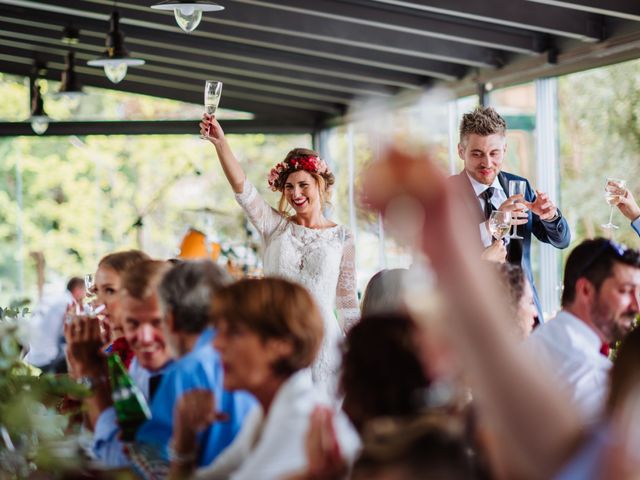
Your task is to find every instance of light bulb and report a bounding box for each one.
[174,6,203,33]
[31,116,49,135]
[104,63,128,83]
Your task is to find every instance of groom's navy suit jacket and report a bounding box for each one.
[449,170,571,322]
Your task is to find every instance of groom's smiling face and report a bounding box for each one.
[458,133,507,186]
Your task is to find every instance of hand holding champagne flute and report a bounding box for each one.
[603,177,626,230]
[203,80,223,139]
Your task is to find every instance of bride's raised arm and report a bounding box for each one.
[201,114,246,194]
[202,114,282,238]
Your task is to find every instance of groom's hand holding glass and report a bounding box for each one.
[494,194,529,235]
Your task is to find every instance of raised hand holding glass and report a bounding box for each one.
[203,80,223,139]
[602,178,625,230]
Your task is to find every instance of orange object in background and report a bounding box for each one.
[178,228,220,261]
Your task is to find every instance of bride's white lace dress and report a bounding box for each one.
[236,179,360,383]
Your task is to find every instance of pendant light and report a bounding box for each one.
[61,24,80,45]
[57,51,85,97]
[150,1,224,33]
[30,79,49,135]
[87,10,145,83]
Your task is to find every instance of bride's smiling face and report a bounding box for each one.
[284,171,322,215]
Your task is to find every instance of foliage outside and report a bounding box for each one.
[0,73,309,305]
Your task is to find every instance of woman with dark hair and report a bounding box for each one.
[200,115,359,384]
[492,262,537,341]
[169,277,359,480]
[340,313,430,433]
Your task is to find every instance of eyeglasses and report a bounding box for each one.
[575,239,629,279]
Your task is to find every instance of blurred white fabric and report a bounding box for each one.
[24,290,73,367]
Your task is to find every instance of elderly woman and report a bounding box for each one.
[169,277,360,480]
[200,114,359,384]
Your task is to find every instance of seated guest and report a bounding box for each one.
[95,250,151,367]
[526,238,640,424]
[340,312,431,433]
[65,259,174,466]
[492,262,537,340]
[360,269,409,316]
[132,260,256,470]
[169,278,360,480]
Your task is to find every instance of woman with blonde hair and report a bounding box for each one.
[200,114,359,384]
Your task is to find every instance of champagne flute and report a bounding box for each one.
[203,80,223,138]
[82,273,104,317]
[602,177,625,230]
[508,180,527,239]
[489,210,512,242]
[81,273,95,314]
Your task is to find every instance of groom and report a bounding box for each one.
[448,106,570,322]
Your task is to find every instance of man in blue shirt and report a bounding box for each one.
[134,260,256,468]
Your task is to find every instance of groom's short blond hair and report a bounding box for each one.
[459,106,506,146]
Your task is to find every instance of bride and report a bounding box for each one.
[200,114,360,384]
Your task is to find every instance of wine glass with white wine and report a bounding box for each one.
[203,80,223,139]
[602,177,625,230]
[489,210,512,242]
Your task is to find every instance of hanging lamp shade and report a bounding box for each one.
[87,10,145,83]
[150,1,224,33]
[30,80,49,135]
[57,51,85,97]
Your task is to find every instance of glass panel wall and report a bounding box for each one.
[558,58,640,248]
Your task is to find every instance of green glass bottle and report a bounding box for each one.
[107,353,152,442]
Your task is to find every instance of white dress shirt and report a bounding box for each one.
[195,369,360,480]
[525,311,612,424]
[466,172,508,247]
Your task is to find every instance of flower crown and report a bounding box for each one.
[267,155,331,192]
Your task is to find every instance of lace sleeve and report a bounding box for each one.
[336,228,360,333]
[235,178,284,239]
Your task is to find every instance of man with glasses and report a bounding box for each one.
[526,238,640,424]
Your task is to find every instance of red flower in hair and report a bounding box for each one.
[267,155,331,191]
